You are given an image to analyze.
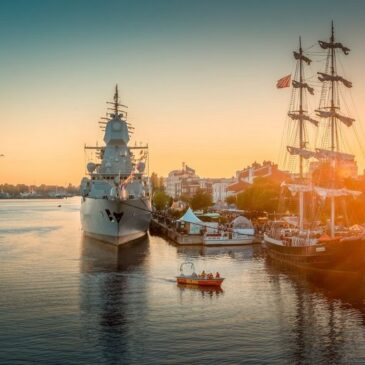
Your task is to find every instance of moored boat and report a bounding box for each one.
[264,24,365,280]
[203,231,254,245]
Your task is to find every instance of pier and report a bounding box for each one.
[150,217,262,245]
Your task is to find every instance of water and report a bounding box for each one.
[0,198,364,365]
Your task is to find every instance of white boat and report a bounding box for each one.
[80,86,152,245]
[203,231,254,245]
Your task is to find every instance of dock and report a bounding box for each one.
[150,218,203,245]
[150,218,262,245]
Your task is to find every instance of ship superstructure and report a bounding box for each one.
[80,86,151,245]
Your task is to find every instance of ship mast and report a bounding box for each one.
[298,37,304,180]
[317,21,353,238]
[298,37,305,231]
[114,84,119,116]
[287,37,318,231]
[107,84,128,118]
[330,22,336,238]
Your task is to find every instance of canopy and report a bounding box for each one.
[232,216,253,229]
[177,207,203,224]
[350,224,365,232]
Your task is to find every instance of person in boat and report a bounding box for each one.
[200,270,206,278]
[215,272,220,278]
[208,273,213,279]
[192,272,197,278]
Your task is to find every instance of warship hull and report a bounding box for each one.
[80,197,152,245]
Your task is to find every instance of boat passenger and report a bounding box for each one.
[215,272,220,278]
[200,270,206,278]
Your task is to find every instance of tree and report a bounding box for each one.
[152,190,171,211]
[236,177,280,213]
[190,190,213,211]
[150,172,159,192]
[225,195,236,205]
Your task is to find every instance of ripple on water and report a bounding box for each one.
[0,198,364,365]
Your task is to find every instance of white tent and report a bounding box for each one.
[177,208,203,234]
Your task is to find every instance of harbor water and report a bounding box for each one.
[0,198,364,364]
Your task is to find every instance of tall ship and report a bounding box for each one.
[264,23,365,280]
[80,86,152,245]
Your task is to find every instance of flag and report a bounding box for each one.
[276,74,291,88]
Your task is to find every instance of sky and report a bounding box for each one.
[1,0,365,185]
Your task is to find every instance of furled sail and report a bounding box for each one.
[293,51,312,65]
[315,109,355,127]
[292,80,314,95]
[317,72,352,88]
[284,182,313,193]
[287,146,316,159]
[288,112,319,126]
[314,148,355,161]
[314,186,361,198]
[318,40,350,55]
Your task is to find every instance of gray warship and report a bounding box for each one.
[80,86,151,245]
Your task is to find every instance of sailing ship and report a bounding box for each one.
[80,86,152,245]
[264,23,365,280]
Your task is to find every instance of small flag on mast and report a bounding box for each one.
[276,74,291,88]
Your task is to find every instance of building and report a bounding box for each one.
[236,161,289,185]
[165,163,200,199]
[226,180,251,197]
[212,179,235,204]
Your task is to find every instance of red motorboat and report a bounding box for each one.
[176,262,224,287]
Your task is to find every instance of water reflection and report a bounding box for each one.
[79,236,149,364]
[265,257,365,364]
[177,283,224,298]
[80,235,149,273]
[174,242,263,261]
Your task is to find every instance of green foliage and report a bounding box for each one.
[236,177,280,212]
[179,194,190,203]
[152,190,171,211]
[225,195,236,205]
[190,190,213,211]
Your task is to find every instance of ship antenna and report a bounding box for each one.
[114,84,119,116]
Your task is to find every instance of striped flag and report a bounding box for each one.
[276,74,291,88]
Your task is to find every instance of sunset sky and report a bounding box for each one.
[1,0,365,185]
